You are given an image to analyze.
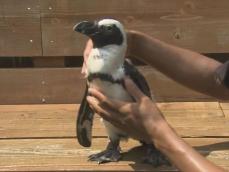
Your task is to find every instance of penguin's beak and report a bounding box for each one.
[73,21,99,37]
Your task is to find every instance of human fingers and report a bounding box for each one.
[87,96,140,138]
[81,62,87,76]
[83,39,93,59]
[88,88,133,115]
[82,39,93,75]
[124,77,146,101]
[87,95,120,123]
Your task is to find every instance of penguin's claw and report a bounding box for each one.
[88,149,121,164]
[142,145,171,167]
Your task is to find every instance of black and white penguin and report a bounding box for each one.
[74,19,169,166]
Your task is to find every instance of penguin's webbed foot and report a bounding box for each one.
[88,149,121,164]
[142,144,171,167]
[88,142,121,164]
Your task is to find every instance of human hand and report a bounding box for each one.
[81,39,93,77]
[86,78,169,143]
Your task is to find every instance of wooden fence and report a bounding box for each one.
[0,0,229,104]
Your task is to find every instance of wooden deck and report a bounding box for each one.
[0,102,228,171]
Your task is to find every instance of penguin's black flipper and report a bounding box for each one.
[77,84,94,147]
[124,60,152,99]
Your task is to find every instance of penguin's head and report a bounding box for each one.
[73,19,126,48]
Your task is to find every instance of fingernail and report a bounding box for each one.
[87,96,97,103]
[88,88,95,93]
[87,96,93,102]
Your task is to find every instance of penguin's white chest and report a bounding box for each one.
[87,49,131,101]
[86,46,129,140]
[89,79,131,101]
[89,76,132,140]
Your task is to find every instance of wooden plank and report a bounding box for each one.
[0,138,228,171]
[1,0,229,56]
[0,67,212,104]
[0,103,227,139]
[40,0,229,15]
[0,68,85,104]
[0,16,5,54]
[0,0,40,17]
[40,0,229,55]
[220,103,229,118]
[138,67,213,102]
[1,0,229,57]
[40,0,178,15]
[41,16,87,56]
[158,102,224,118]
[0,17,42,56]
[41,15,229,56]
[0,1,3,17]
[0,0,41,56]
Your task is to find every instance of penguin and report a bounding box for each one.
[74,19,170,166]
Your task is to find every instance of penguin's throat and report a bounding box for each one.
[87,48,125,75]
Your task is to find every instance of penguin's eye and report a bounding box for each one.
[106,25,113,31]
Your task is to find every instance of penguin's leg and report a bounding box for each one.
[142,143,171,167]
[88,120,123,164]
[88,138,121,164]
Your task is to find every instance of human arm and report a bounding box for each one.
[86,78,226,172]
[81,31,227,171]
[127,31,229,99]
